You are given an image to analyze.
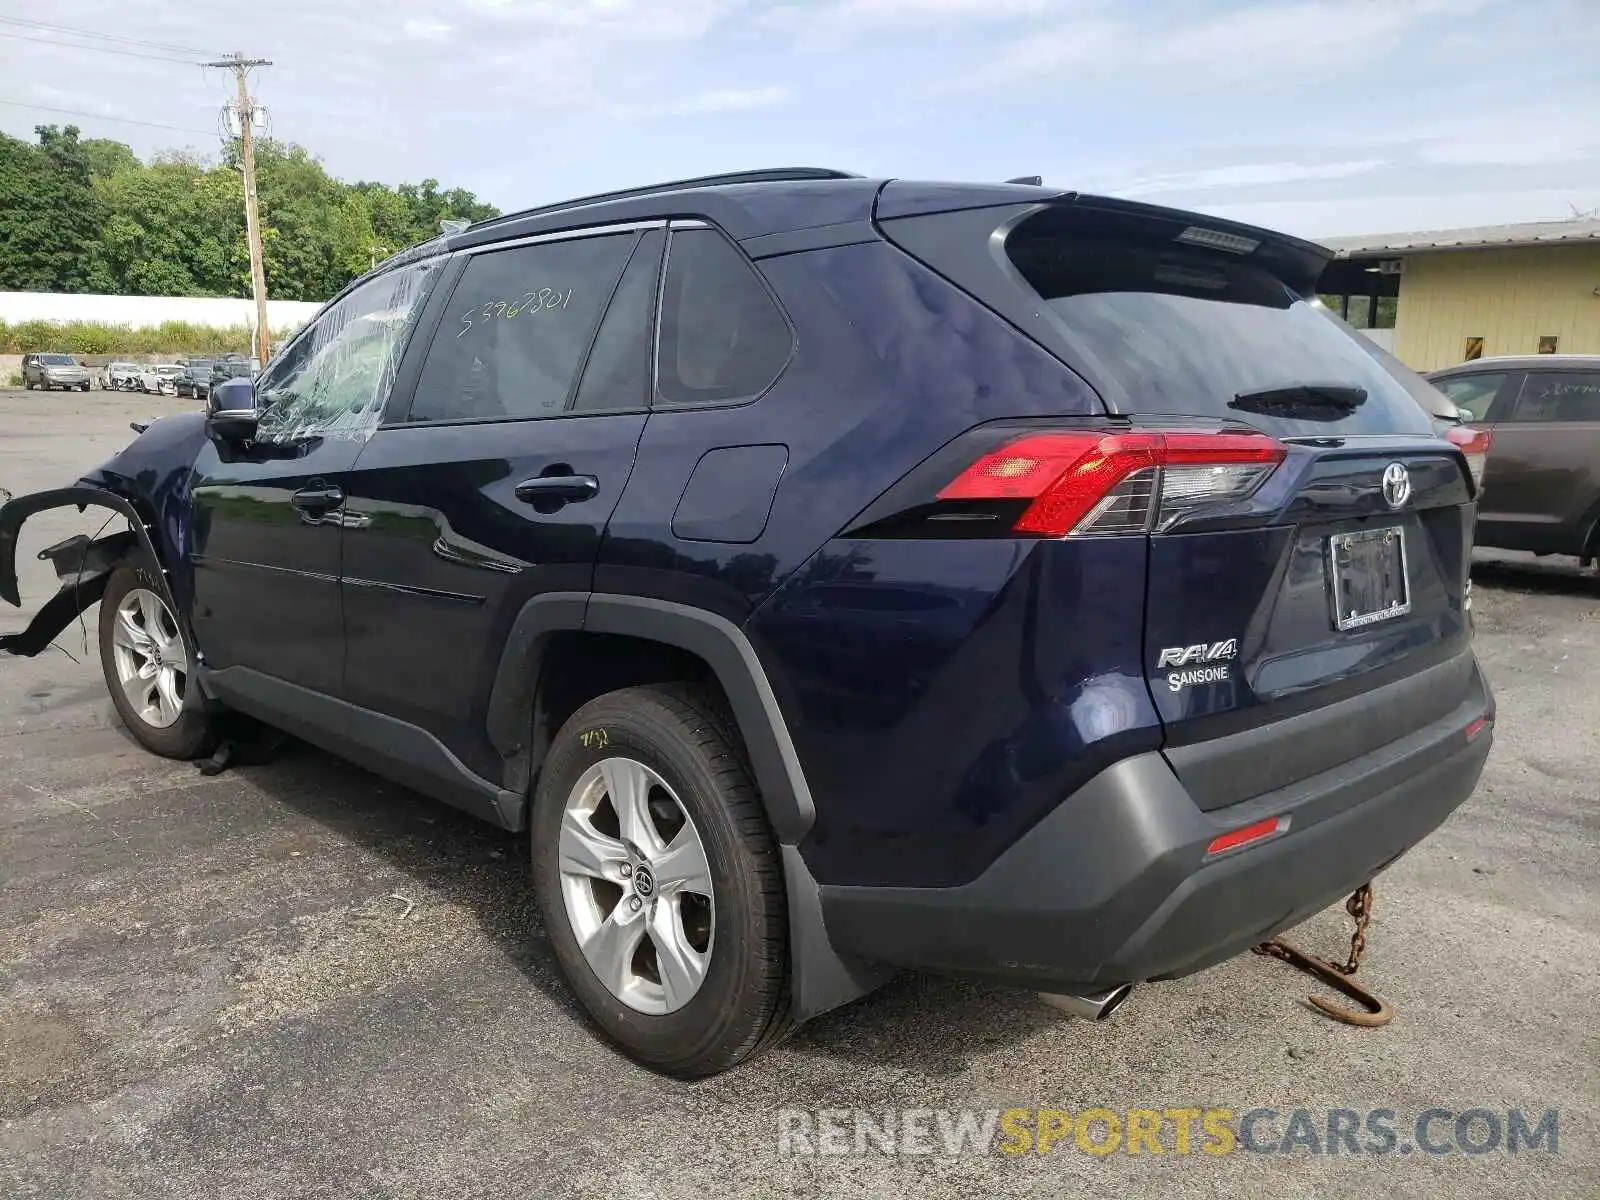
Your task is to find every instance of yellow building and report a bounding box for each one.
[1317,217,1600,372]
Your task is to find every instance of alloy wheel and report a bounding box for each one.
[558,757,715,1014]
[110,587,187,729]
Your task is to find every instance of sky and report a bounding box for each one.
[2,0,1598,240]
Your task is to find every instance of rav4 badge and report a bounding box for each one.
[1156,639,1238,669]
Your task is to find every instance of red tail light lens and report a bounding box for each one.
[1446,424,1492,491]
[938,430,1285,538]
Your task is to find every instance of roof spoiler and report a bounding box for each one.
[1044,193,1334,296]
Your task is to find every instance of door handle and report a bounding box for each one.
[291,483,344,516]
[514,475,599,504]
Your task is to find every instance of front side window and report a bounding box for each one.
[256,260,438,442]
[1510,372,1600,423]
[655,227,792,407]
[408,233,636,423]
[1434,373,1506,422]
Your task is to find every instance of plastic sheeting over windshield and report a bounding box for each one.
[255,258,440,443]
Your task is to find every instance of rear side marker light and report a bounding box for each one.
[1206,815,1286,857]
[1465,716,1491,742]
[1446,425,1492,491]
[938,430,1286,538]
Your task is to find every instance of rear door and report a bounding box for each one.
[1473,368,1600,554]
[337,225,662,777]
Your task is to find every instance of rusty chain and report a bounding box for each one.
[1253,881,1391,1027]
[1335,882,1373,975]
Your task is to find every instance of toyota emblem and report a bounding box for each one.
[1381,462,1411,510]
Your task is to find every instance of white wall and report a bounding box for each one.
[0,291,322,332]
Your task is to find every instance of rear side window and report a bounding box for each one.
[656,227,792,407]
[1510,371,1600,423]
[1434,373,1506,421]
[409,233,635,423]
[1001,216,1432,438]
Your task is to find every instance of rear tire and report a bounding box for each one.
[98,564,217,759]
[530,683,791,1078]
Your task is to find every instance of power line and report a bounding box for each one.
[0,99,216,137]
[0,31,199,65]
[0,16,218,58]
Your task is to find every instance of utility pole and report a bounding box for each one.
[207,53,273,364]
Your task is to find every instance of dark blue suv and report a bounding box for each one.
[0,169,1494,1076]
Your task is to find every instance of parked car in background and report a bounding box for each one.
[137,364,185,395]
[209,358,255,390]
[20,353,91,392]
[1428,354,1600,564]
[101,362,140,391]
[0,170,1494,1077]
[175,359,214,400]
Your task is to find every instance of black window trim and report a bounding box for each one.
[650,218,798,413]
[383,219,665,430]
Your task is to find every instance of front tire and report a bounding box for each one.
[98,564,216,758]
[531,684,791,1078]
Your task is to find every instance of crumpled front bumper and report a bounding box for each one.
[0,487,141,656]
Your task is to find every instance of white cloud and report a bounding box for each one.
[401,19,452,39]
[978,0,1488,87]
[611,86,792,119]
[1111,159,1389,197]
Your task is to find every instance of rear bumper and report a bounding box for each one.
[818,656,1493,990]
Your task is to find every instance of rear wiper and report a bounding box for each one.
[1229,384,1367,422]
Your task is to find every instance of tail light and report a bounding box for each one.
[1446,425,1492,491]
[936,430,1286,538]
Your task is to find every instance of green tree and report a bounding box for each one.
[0,130,498,300]
[81,137,141,179]
[0,126,103,292]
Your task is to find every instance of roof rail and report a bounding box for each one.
[467,167,862,232]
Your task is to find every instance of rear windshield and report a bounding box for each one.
[1005,229,1432,438]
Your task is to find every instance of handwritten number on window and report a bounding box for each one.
[456,288,574,337]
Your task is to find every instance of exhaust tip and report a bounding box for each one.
[1038,983,1134,1021]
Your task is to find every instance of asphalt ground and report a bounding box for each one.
[2,389,1597,1198]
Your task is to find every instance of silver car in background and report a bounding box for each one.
[21,353,92,392]
[137,364,186,395]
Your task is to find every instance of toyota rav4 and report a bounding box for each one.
[0,169,1494,1077]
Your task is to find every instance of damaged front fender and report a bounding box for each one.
[0,486,176,659]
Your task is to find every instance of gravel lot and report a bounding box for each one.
[2,389,1597,1199]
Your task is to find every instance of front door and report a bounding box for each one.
[339,226,663,775]
[188,260,441,694]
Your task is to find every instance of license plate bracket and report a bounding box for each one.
[1329,525,1410,631]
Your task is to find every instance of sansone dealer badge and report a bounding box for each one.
[1156,639,1238,692]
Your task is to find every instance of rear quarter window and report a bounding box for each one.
[655,227,793,408]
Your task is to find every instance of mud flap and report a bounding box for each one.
[0,486,181,660]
